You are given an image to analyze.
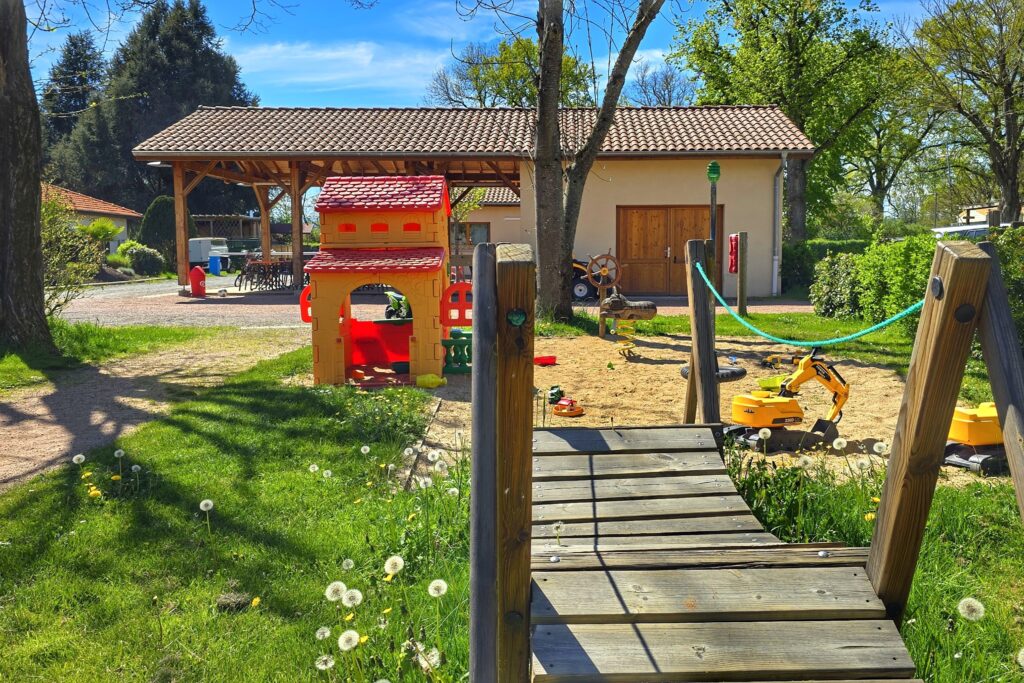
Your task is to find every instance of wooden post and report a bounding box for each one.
[977,241,1024,521]
[254,186,272,259]
[737,231,748,317]
[470,243,499,681]
[290,162,304,288]
[172,163,189,286]
[495,243,535,680]
[685,240,720,423]
[866,241,990,623]
[597,284,608,337]
[684,352,698,423]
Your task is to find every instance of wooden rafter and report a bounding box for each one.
[184,160,217,195]
[450,187,474,211]
[486,161,521,197]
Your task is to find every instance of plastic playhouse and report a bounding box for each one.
[302,175,465,386]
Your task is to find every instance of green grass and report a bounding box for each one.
[727,446,1024,681]
[0,319,215,393]
[539,311,993,404]
[0,348,470,682]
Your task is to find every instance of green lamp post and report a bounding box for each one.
[707,160,721,243]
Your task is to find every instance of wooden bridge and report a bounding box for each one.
[468,241,1024,682]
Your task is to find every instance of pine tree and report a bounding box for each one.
[48,0,258,214]
[40,31,106,149]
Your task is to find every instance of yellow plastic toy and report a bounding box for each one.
[415,373,448,389]
[948,402,1002,447]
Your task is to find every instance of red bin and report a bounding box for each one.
[189,265,207,298]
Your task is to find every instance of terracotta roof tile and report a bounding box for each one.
[133,106,813,158]
[42,183,142,219]
[476,187,520,206]
[304,247,446,274]
[315,176,450,213]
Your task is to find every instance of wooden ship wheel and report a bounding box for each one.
[586,252,621,291]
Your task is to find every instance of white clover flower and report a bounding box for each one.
[427,450,440,463]
[315,654,335,670]
[309,463,319,473]
[957,597,986,622]
[385,555,405,575]
[337,629,360,651]
[360,445,371,455]
[131,464,142,473]
[325,581,346,602]
[342,558,354,571]
[446,487,459,497]
[832,437,848,451]
[341,588,363,607]
[796,454,814,469]
[322,470,332,478]
[757,428,772,441]
[199,499,214,512]
[72,454,86,465]
[856,459,871,471]
[113,449,125,459]
[433,461,449,476]
[315,626,331,640]
[873,441,888,455]
[428,579,448,598]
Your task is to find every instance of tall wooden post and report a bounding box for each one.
[866,242,989,623]
[976,241,1024,521]
[495,243,535,680]
[685,239,720,423]
[290,163,303,287]
[737,231,748,317]
[172,163,189,285]
[254,186,272,259]
[470,243,498,681]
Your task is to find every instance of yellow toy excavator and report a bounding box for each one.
[726,348,850,452]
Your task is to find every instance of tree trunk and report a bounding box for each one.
[0,1,54,351]
[785,157,809,242]
[534,0,569,319]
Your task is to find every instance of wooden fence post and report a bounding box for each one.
[685,240,720,424]
[495,244,536,680]
[866,242,990,623]
[976,241,1024,521]
[469,243,498,682]
[737,231,748,317]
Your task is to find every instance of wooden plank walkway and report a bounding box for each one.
[529,425,918,682]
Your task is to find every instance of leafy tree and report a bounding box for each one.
[625,60,694,107]
[40,31,106,151]
[48,0,258,214]
[40,196,103,317]
[80,217,123,244]
[672,0,888,241]
[908,0,1024,224]
[426,37,595,108]
[138,195,197,269]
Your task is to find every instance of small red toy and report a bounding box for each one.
[553,397,585,417]
[534,356,557,366]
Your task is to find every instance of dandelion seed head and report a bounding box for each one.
[433,461,449,476]
[322,470,332,478]
[796,454,814,469]
[337,629,360,651]
[403,447,414,457]
[309,464,319,473]
[342,558,354,571]
[428,579,448,598]
[114,449,125,459]
[832,437,848,451]
[856,459,871,471]
[341,588,363,607]
[387,463,396,472]
[957,597,985,622]
[360,445,371,455]
[325,581,346,602]
[72,454,86,465]
[553,521,565,533]
[384,555,405,575]
[427,450,440,463]
[418,476,434,489]
[199,499,214,512]
[1016,647,1024,670]
[131,464,142,473]
[315,654,335,670]
[873,441,888,454]
[315,626,331,640]
[758,428,772,441]
[446,487,459,497]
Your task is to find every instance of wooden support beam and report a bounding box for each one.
[487,161,521,197]
[450,187,474,211]
[495,243,535,681]
[184,160,216,196]
[369,159,388,175]
[172,162,189,286]
[976,241,1024,521]
[290,161,305,288]
[685,240,720,423]
[866,241,990,624]
[267,187,288,210]
[253,186,272,259]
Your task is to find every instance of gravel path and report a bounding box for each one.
[0,328,307,492]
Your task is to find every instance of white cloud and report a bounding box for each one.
[394,1,506,42]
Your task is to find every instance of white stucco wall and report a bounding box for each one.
[465,204,525,244]
[516,157,784,298]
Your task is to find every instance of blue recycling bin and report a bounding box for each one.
[208,254,222,276]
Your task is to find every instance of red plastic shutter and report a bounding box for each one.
[440,282,472,326]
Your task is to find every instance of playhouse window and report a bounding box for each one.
[339,222,356,233]
[371,222,389,232]
[403,222,421,232]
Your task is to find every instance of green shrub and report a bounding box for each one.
[138,196,196,269]
[856,234,936,335]
[106,253,131,269]
[79,217,123,244]
[129,246,166,276]
[116,239,145,258]
[41,197,103,316]
[810,252,861,318]
[782,239,871,291]
[991,226,1024,348]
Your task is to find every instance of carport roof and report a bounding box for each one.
[133,105,814,159]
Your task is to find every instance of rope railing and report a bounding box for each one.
[693,262,924,348]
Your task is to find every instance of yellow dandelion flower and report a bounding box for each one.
[88,489,102,498]
[385,574,394,582]
[379,463,386,469]
[344,612,354,622]
[864,512,876,521]
[407,512,417,522]
[250,596,261,608]
[366,481,373,487]
[81,472,92,479]
[354,498,363,504]
[382,607,392,615]
[111,475,121,481]
[871,496,881,504]
[359,635,369,644]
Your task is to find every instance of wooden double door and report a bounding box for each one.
[616,205,724,295]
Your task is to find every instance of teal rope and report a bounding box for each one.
[693,262,924,348]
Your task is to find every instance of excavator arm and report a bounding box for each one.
[778,349,850,423]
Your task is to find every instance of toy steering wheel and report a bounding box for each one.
[586,252,621,289]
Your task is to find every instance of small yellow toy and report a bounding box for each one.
[415,373,447,389]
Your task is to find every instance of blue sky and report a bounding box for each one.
[27,0,924,108]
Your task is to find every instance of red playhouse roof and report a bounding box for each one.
[314,175,451,215]
[304,247,446,274]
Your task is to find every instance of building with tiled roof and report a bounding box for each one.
[42,183,142,253]
[134,105,814,294]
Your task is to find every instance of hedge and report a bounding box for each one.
[782,239,871,291]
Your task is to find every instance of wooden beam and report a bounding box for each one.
[450,187,474,211]
[267,187,288,210]
[976,241,1024,521]
[495,243,535,681]
[486,161,520,197]
[183,160,217,196]
[290,161,305,287]
[866,241,990,624]
[253,186,272,259]
[685,239,720,423]
[172,162,189,286]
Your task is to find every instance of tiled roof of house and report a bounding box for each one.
[314,176,450,213]
[304,247,446,274]
[133,106,814,158]
[42,183,142,219]
[477,187,520,206]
